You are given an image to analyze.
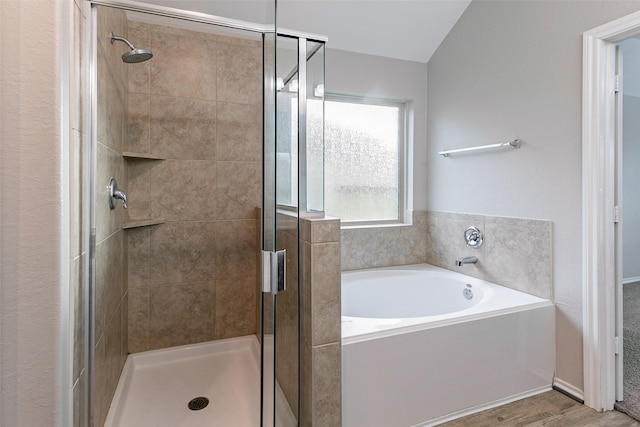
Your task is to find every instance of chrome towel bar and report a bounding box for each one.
[438,139,521,157]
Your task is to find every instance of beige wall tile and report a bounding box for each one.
[147,281,215,350]
[127,93,150,154]
[312,343,342,426]
[301,217,341,244]
[275,297,299,418]
[216,161,260,220]
[95,231,124,342]
[216,102,261,161]
[425,211,553,299]
[97,48,125,152]
[484,218,553,299]
[150,95,216,160]
[105,301,123,402]
[214,220,257,279]
[96,143,125,243]
[150,25,217,101]
[127,227,149,288]
[150,159,217,221]
[148,221,216,286]
[97,5,127,87]
[128,287,149,353]
[311,243,341,346]
[341,211,428,271]
[214,276,257,339]
[425,212,486,279]
[217,41,261,105]
[127,21,150,95]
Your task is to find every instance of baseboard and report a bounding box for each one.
[553,378,584,403]
[623,276,640,285]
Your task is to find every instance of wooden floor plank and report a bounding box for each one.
[439,391,640,427]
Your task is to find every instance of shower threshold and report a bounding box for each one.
[104,335,295,427]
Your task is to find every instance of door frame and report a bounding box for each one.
[582,9,640,411]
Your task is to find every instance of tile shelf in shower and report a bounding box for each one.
[122,152,165,160]
[122,218,165,229]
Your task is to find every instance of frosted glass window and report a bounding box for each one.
[325,95,405,223]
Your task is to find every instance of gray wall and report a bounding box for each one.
[427,0,640,393]
[325,48,427,212]
[623,95,640,282]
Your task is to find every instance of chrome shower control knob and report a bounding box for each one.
[464,226,483,248]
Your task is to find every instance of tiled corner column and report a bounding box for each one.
[300,217,342,426]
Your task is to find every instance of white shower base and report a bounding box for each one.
[104,335,295,427]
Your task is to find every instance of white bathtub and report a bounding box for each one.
[342,263,555,427]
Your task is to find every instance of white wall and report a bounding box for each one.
[325,48,428,212]
[427,0,640,393]
[0,0,70,425]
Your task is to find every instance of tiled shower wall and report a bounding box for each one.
[341,210,553,299]
[125,21,263,352]
[94,6,130,426]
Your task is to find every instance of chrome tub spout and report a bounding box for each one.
[455,256,477,267]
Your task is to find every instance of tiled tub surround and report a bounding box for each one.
[125,21,262,352]
[340,211,428,271]
[94,6,130,427]
[341,210,552,300]
[425,211,553,299]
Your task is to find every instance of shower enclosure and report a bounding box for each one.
[77,1,325,425]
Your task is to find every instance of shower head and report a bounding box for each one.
[109,31,153,63]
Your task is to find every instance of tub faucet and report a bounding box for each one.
[455,256,477,267]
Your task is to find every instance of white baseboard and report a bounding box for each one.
[623,276,640,285]
[553,378,584,401]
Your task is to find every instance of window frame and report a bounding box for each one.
[324,93,410,228]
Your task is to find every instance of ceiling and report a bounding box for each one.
[134,0,472,63]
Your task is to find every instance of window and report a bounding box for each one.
[325,94,408,225]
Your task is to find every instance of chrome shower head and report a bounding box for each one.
[109,31,153,63]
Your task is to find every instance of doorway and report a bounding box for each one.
[582,8,640,414]
[613,37,640,420]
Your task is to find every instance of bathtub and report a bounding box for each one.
[341,263,555,427]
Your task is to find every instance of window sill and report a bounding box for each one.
[341,221,413,230]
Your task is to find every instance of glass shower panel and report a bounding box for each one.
[274,34,301,427]
[262,30,277,427]
[305,41,325,215]
[90,3,276,426]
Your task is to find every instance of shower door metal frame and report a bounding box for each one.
[84,1,325,426]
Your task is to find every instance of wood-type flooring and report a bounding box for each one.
[439,390,640,427]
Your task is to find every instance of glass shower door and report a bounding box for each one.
[261,32,301,427]
[262,32,325,427]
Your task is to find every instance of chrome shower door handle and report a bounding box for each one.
[108,177,127,210]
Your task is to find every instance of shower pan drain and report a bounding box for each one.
[188,397,210,411]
